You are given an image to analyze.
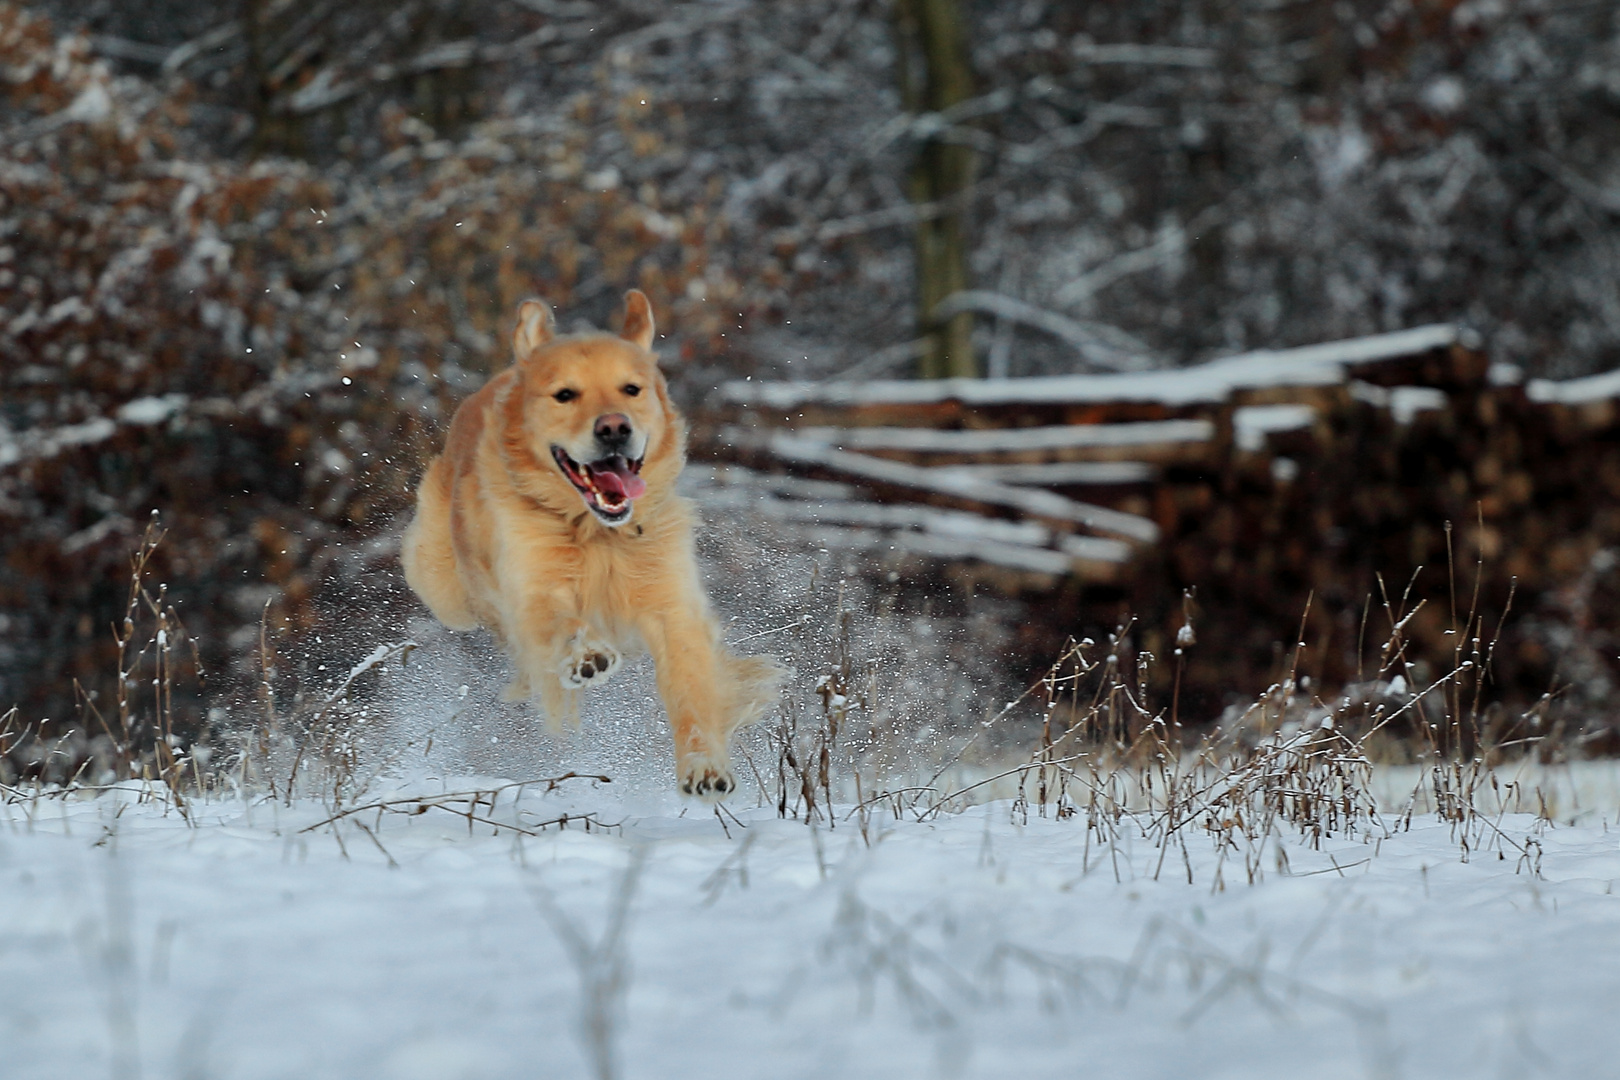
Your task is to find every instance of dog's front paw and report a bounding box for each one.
[559,640,622,689]
[677,750,737,802]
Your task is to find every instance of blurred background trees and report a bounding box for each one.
[894,0,979,378]
[4,0,1620,745]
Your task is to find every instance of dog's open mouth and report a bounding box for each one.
[551,446,646,523]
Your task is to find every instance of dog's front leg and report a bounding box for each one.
[502,586,598,723]
[640,610,736,800]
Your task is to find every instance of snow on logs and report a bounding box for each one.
[719,429,1162,543]
[691,323,1620,597]
[684,463,1133,582]
[717,324,1477,424]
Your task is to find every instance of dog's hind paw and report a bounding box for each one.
[500,673,531,703]
[560,640,622,689]
[677,751,736,802]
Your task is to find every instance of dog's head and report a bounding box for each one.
[503,290,681,527]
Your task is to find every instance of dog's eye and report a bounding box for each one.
[622,384,641,397]
[553,388,577,403]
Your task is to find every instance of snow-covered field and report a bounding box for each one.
[4,771,1619,1080]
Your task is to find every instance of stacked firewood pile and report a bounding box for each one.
[691,326,1620,730]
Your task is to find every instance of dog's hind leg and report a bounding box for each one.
[401,457,479,631]
[724,652,790,729]
[499,668,532,703]
[533,670,582,732]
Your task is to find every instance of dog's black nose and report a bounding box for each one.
[594,413,633,450]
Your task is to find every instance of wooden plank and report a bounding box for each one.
[769,522,1095,577]
[1059,533,1135,563]
[717,324,1462,411]
[680,463,857,502]
[1528,369,1620,405]
[722,429,1161,544]
[792,419,1213,454]
[756,497,1052,548]
[1233,404,1316,452]
[682,462,1135,583]
[935,461,1158,485]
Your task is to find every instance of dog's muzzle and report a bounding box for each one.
[551,446,646,525]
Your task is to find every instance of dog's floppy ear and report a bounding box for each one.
[619,289,656,351]
[512,298,556,357]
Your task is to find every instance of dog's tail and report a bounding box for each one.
[724,652,792,734]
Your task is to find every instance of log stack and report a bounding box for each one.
[689,325,1620,727]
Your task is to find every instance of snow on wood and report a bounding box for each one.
[4,394,197,470]
[1059,533,1135,564]
[935,460,1158,485]
[1390,386,1448,423]
[690,330,1620,602]
[1349,382,1449,423]
[772,521,1081,575]
[59,513,135,556]
[793,418,1213,454]
[680,464,1134,575]
[315,641,418,716]
[1238,323,1461,369]
[719,324,1462,410]
[116,393,189,425]
[723,429,1161,544]
[1233,404,1315,452]
[1527,367,1620,405]
[680,462,858,503]
[756,496,1052,549]
[0,415,118,468]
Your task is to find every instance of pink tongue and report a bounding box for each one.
[591,463,646,501]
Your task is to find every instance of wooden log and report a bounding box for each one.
[787,419,1213,466]
[755,496,1052,548]
[718,428,1162,543]
[932,460,1158,485]
[1342,341,1488,389]
[716,324,1464,414]
[765,522,1115,580]
[1059,532,1137,571]
[680,463,858,503]
[1232,404,1317,452]
[1528,370,1620,431]
[716,398,1200,432]
[682,464,1133,580]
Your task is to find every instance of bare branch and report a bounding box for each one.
[1055,206,1222,306]
[161,20,244,74]
[1531,151,1620,215]
[932,290,1158,371]
[1070,41,1218,67]
[275,26,567,115]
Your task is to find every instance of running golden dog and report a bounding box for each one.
[401,291,784,799]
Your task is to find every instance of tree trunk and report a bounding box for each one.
[894,0,978,379]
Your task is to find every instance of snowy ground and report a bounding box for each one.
[4,773,1619,1080]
